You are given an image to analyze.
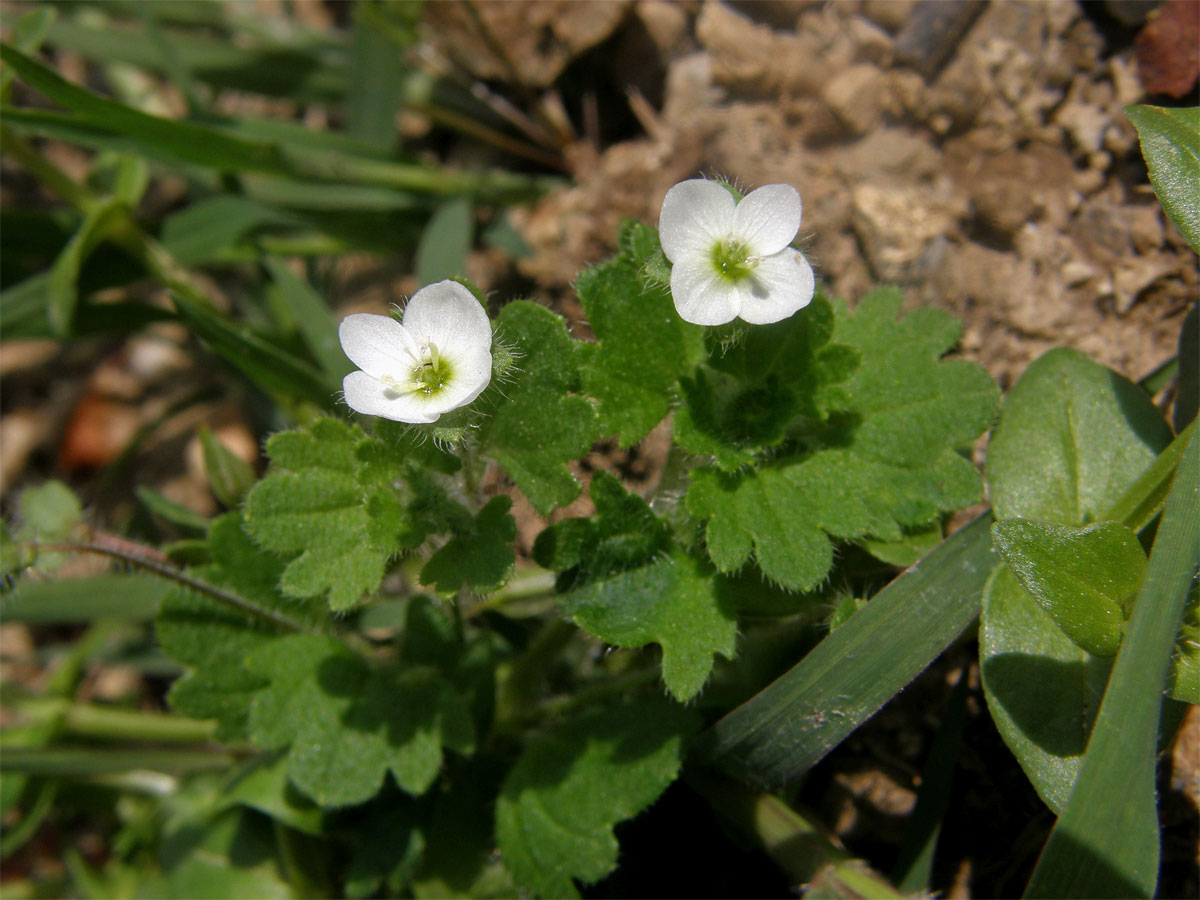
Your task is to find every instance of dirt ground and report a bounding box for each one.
[1,1,1197,897]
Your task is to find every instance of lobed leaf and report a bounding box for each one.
[420,496,516,595]
[495,698,699,898]
[558,550,738,701]
[576,221,705,446]
[480,301,599,514]
[246,633,474,808]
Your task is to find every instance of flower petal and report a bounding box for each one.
[736,249,815,325]
[436,347,492,410]
[338,313,420,379]
[731,184,802,257]
[402,280,492,358]
[659,179,736,262]
[670,259,743,325]
[342,371,441,423]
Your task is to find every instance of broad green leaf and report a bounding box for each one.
[419,496,516,595]
[993,520,1146,657]
[415,197,472,286]
[694,512,997,789]
[558,550,738,701]
[983,348,1172,811]
[481,301,599,514]
[15,479,84,573]
[987,348,1172,524]
[343,798,426,898]
[243,418,419,611]
[247,634,474,807]
[495,698,699,899]
[979,566,1111,813]
[858,522,942,567]
[576,221,705,446]
[199,427,256,508]
[687,448,980,591]
[1125,105,1200,254]
[1025,426,1199,899]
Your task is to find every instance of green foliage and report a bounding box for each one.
[576,221,706,446]
[536,472,734,700]
[243,418,432,611]
[199,427,256,508]
[1125,105,1200,254]
[993,520,1146,657]
[480,301,599,514]
[157,512,319,739]
[981,347,1173,812]
[987,348,1172,524]
[246,633,474,808]
[684,287,996,590]
[420,496,516,595]
[1170,585,1199,703]
[495,699,699,898]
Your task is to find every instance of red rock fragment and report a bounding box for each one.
[1135,0,1200,98]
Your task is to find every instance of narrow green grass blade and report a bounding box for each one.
[46,197,128,336]
[0,44,287,172]
[693,513,998,788]
[262,258,351,383]
[0,747,233,776]
[1,574,168,622]
[0,6,54,98]
[1024,427,1199,899]
[347,11,404,148]
[172,293,336,407]
[415,197,473,286]
[137,485,211,533]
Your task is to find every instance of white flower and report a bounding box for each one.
[658,179,815,326]
[339,280,492,423]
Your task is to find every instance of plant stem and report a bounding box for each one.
[0,746,237,776]
[31,539,308,635]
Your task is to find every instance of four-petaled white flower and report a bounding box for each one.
[658,179,814,326]
[339,280,492,423]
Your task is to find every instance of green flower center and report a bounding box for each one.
[710,239,755,282]
[381,342,454,396]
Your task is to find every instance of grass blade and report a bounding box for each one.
[693,513,998,788]
[1024,426,1199,899]
[1,574,168,622]
[262,258,351,383]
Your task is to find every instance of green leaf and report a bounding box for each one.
[532,470,669,587]
[559,550,738,701]
[415,197,473,287]
[348,7,405,148]
[2,574,167,623]
[243,418,418,612]
[222,753,327,837]
[246,634,474,807]
[828,288,999,466]
[694,512,997,789]
[576,221,705,446]
[157,511,315,739]
[199,427,256,508]
[160,196,303,265]
[261,257,351,384]
[1125,105,1200,254]
[162,807,294,900]
[495,698,699,899]
[137,485,212,532]
[46,196,128,336]
[1025,425,1199,899]
[173,292,337,407]
[993,520,1146,657]
[1176,302,1198,433]
[481,301,599,514]
[1169,585,1199,703]
[987,347,1172,524]
[687,448,980,591]
[419,495,516,595]
[16,479,82,541]
[979,565,1111,814]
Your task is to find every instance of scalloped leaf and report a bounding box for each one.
[495,698,699,899]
